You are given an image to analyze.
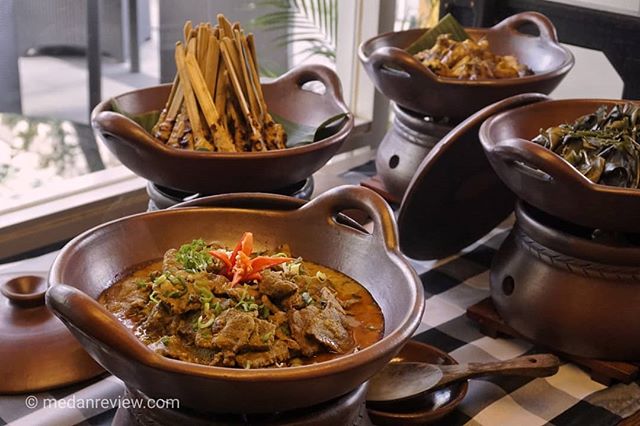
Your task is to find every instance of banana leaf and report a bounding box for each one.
[111,100,160,133]
[110,99,348,150]
[406,13,470,55]
[273,113,348,148]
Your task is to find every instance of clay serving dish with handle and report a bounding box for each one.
[359,12,573,120]
[480,99,640,232]
[92,64,353,194]
[46,185,424,414]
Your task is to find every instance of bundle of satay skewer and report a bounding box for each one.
[151,15,287,152]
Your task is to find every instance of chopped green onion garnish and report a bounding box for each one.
[197,314,216,329]
[149,291,161,304]
[301,291,313,306]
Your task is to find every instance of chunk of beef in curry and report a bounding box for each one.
[99,237,384,368]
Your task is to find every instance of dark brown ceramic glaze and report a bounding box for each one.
[0,272,103,393]
[92,64,353,194]
[375,104,453,197]
[367,340,468,425]
[113,385,371,426]
[480,98,640,232]
[398,93,549,260]
[491,201,640,360]
[359,12,574,119]
[46,186,424,413]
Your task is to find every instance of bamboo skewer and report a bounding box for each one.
[204,33,219,95]
[151,16,286,153]
[240,34,264,121]
[242,34,286,150]
[220,38,265,151]
[175,42,209,150]
[217,14,233,38]
[235,30,261,124]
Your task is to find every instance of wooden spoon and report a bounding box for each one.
[366,354,560,403]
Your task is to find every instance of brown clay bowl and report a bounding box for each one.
[491,201,640,360]
[480,99,640,233]
[91,64,353,194]
[359,12,573,120]
[367,340,468,425]
[46,185,424,413]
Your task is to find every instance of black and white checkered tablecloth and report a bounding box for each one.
[2,161,639,426]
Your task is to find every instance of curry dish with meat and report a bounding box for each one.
[100,232,384,369]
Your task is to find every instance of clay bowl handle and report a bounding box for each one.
[366,45,438,86]
[271,63,349,112]
[490,137,591,190]
[297,185,398,251]
[46,284,157,364]
[492,11,558,42]
[92,110,170,155]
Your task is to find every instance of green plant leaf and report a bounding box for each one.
[406,13,470,55]
[252,0,336,62]
[272,112,348,147]
[111,100,160,133]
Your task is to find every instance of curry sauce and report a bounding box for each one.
[99,235,384,369]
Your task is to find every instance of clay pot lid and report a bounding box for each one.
[397,93,549,260]
[0,271,104,393]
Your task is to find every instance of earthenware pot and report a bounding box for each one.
[46,185,424,413]
[92,64,353,194]
[491,201,640,360]
[375,104,452,198]
[480,98,640,232]
[359,12,573,120]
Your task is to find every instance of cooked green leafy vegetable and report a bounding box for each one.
[532,103,640,188]
[175,239,212,273]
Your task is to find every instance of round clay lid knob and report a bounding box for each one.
[1,275,47,308]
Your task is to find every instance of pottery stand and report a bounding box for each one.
[112,385,372,426]
[466,201,640,384]
[362,103,453,201]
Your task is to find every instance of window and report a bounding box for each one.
[0,0,392,260]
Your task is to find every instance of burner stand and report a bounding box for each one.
[146,177,314,211]
[365,103,454,201]
[472,201,640,367]
[112,384,372,426]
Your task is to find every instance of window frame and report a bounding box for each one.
[0,0,394,261]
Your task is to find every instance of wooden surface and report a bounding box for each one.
[466,298,640,386]
[361,175,402,206]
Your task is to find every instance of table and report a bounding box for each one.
[1,157,639,425]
